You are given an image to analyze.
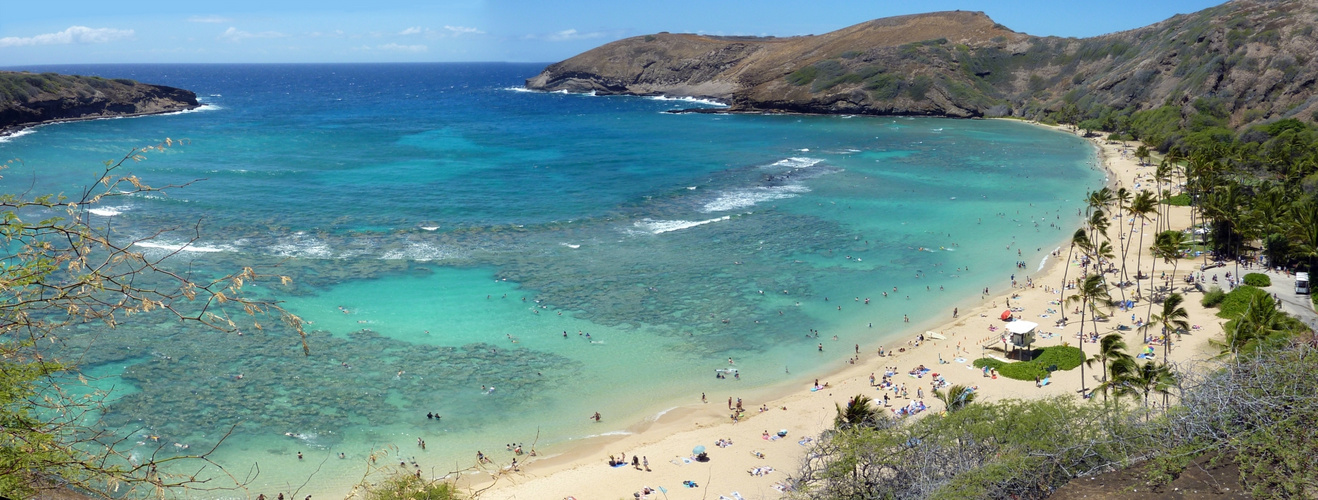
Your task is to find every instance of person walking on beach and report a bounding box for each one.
[701,392,706,403]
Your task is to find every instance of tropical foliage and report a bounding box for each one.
[0,145,303,498]
[363,475,462,500]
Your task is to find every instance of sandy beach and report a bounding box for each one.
[457,122,1229,500]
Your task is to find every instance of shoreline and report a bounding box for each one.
[0,104,203,140]
[460,120,1222,499]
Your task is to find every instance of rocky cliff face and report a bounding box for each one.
[527,0,1318,127]
[1,72,199,136]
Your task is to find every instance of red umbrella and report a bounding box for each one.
[999,310,1012,321]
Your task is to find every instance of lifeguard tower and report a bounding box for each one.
[1005,320,1038,361]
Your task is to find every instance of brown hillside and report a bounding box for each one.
[527,0,1318,127]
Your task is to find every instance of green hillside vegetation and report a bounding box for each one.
[0,72,136,102]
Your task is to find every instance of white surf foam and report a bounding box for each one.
[379,242,462,261]
[761,157,823,171]
[643,406,682,423]
[634,216,732,234]
[269,232,334,259]
[134,240,231,253]
[0,128,36,143]
[702,185,809,213]
[560,242,581,249]
[646,95,728,107]
[580,431,634,439]
[164,104,222,115]
[88,207,125,216]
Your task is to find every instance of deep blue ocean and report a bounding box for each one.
[0,63,1103,497]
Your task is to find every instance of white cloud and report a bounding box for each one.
[0,26,135,48]
[543,29,609,42]
[378,43,427,52]
[399,27,424,35]
[444,25,484,36]
[218,27,288,42]
[187,15,232,24]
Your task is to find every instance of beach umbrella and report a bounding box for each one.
[692,445,705,455]
[1000,310,1012,321]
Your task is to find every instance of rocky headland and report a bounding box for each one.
[1,72,199,137]
[527,0,1318,126]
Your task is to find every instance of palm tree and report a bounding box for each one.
[1058,229,1089,325]
[1149,293,1190,348]
[1135,145,1151,166]
[1094,355,1138,406]
[1093,240,1116,278]
[1128,191,1157,298]
[1146,230,1186,329]
[1085,332,1133,402]
[835,394,880,430]
[1148,292,1190,408]
[1067,274,1111,396]
[1289,200,1318,273]
[1157,230,1188,287]
[933,384,977,412]
[1114,187,1133,292]
[1217,292,1288,357]
[1086,188,1114,223]
[1122,360,1175,414]
[1155,160,1173,232]
[1204,182,1244,261]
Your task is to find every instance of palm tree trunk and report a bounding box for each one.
[1135,215,1148,299]
[1078,296,1088,395]
[1145,254,1160,340]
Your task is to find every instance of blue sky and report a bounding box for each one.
[1,0,1226,65]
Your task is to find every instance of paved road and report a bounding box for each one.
[1258,271,1318,330]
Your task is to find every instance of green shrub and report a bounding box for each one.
[908,75,933,100]
[1216,285,1270,319]
[814,72,864,91]
[365,474,461,500]
[972,346,1083,381]
[1162,193,1191,206]
[1243,273,1271,287]
[787,66,819,86]
[867,73,902,100]
[1202,287,1227,307]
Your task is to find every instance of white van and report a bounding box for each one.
[1297,272,1310,295]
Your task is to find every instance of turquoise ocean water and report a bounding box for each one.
[0,63,1103,497]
